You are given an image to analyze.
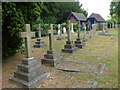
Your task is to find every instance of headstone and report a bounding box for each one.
[57,24,64,40]
[90,24,97,38]
[83,23,87,42]
[34,24,47,48]
[102,23,106,33]
[112,22,114,28]
[62,20,78,53]
[10,24,50,88]
[74,21,84,48]
[71,23,75,33]
[63,27,66,34]
[42,24,62,67]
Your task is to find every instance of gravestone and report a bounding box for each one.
[34,24,47,48]
[62,20,78,53]
[112,22,114,28]
[83,23,87,42]
[71,23,75,33]
[10,24,50,88]
[90,24,97,38]
[57,24,64,40]
[63,27,66,34]
[74,21,84,48]
[42,24,62,67]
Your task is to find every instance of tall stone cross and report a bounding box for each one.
[38,24,42,39]
[67,20,71,41]
[77,21,81,39]
[19,24,35,58]
[48,24,53,50]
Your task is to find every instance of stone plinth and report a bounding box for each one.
[34,38,47,48]
[10,57,50,88]
[75,39,84,48]
[57,36,64,40]
[42,50,62,67]
[62,41,78,53]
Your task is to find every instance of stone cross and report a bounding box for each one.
[19,24,35,58]
[83,23,87,40]
[67,20,71,41]
[77,21,81,39]
[48,24,53,50]
[38,24,42,39]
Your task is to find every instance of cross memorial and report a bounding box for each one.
[62,20,78,53]
[42,24,62,67]
[34,24,47,48]
[67,20,71,41]
[19,24,35,58]
[38,24,42,38]
[74,21,84,48]
[10,24,50,88]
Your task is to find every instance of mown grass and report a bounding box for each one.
[2,29,118,88]
[31,29,118,88]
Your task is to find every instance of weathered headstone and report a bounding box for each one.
[90,24,97,38]
[112,22,114,28]
[42,24,62,67]
[63,27,66,34]
[74,21,84,48]
[71,23,75,33]
[62,20,78,53]
[101,23,107,34]
[57,24,64,40]
[10,24,50,88]
[34,24,47,48]
[83,23,87,42]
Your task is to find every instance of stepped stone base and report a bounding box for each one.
[34,38,47,48]
[42,50,62,67]
[75,39,84,48]
[62,41,78,53]
[83,37,88,42]
[9,57,50,88]
[57,36,64,40]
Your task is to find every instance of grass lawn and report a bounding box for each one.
[2,29,118,88]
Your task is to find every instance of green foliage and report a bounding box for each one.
[2,1,88,59]
[2,2,44,58]
[109,1,120,23]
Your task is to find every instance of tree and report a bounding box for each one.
[109,1,120,23]
[2,2,44,58]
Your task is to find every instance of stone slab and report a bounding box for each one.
[34,38,47,48]
[42,56,62,67]
[57,36,64,40]
[10,72,50,88]
[42,50,62,67]
[9,57,50,88]
[55,60,105,74]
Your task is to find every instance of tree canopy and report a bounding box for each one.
[108,1,120,23]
